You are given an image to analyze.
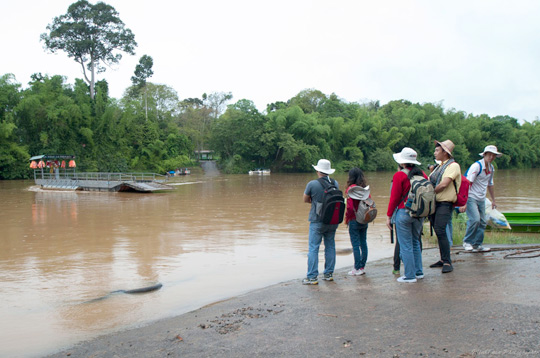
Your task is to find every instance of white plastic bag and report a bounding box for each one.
[485,198,511,230]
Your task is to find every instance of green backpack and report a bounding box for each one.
[402,169,436,218]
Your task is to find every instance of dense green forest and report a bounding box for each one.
[1,0,539,179]
[2,73,540,180]
[211,90,540,173]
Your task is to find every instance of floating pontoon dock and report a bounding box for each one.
[30,155,173,192]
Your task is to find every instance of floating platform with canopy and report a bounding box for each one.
[29,155,173,192]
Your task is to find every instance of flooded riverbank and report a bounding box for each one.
[1,169,539,357]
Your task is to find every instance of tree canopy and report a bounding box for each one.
[40,0,137,100]
[1,71,540,179]
[131,55,154,121]
[210,92,540,173]
[131,55,154,89]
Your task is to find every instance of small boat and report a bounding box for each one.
[502,213,540,233]
[175,168,191,176]
[248,168,271,175]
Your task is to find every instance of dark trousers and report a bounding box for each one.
[433,202,453,264]
[393,238,401,271]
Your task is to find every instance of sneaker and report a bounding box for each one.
[463,243,474,251]
[322,273,334,281]
[416,273,425,279]
[476,245,491,252]
[397,276,417,283]
[392,270,400,275]
[302,277,318,285]
[348,269,365,276]
[429,261,444,268]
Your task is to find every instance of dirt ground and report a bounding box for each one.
[44,245,540,358]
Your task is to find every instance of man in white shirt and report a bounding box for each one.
[462,145,503,252]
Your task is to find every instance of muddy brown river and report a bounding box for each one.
[1,168,539,357]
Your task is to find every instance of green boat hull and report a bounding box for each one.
[503,213,540,233]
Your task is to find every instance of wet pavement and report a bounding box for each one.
[44,245,540,358]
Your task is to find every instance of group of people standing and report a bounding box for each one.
[302,140,502,285]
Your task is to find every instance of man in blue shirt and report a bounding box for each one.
[302,159,339,285]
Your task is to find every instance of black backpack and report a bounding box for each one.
[317,177,345,225]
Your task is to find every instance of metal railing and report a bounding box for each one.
[33,170,168,183]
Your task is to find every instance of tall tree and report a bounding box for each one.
[179,97,213,154]
[131,55,154,121]
[40,0,137,99]
[202,91,233,119]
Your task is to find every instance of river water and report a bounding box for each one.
[1,167,539,357]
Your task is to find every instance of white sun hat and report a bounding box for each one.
[392,147,421,165]
[348,185,371,200]
[479,145,503,157]
[312,159,335,175]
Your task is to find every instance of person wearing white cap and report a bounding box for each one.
[462,145,503,253]
[302,159,339,285]
[386,148,426,283]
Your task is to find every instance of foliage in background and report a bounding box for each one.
[211,89,540,173]
[4,0,537,178]
[1,72,540,178]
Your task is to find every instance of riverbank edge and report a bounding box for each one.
[42,244,540,358]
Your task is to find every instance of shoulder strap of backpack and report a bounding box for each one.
[399,169,411,204]
[317,176,335,190]
[450,161,462,195]
[435,158,455,186]
[464,160,482,177]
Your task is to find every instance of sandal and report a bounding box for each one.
[442,263,453,273]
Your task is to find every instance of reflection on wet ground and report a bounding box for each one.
[0,169,539,357]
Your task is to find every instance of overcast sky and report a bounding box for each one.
[2,0,539,122]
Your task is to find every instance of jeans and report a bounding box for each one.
[463,198,487,247]
[395,209,423,280]
[433,202,453,264]
[348,220,368,270]
[446,208,462,246]
[446,215,453,246]
[307,222,337,279]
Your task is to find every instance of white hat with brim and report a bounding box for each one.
[479,145,503,157]
[312,159,335,175]
[348,185,370,200]
[392,147,421,165]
